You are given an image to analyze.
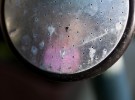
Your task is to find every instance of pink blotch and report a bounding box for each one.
[43,45,80,74]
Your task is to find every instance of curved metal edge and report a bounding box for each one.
[0,0,135,82]
[84,0,135,80]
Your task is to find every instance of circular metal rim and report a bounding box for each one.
[0,0,135,82]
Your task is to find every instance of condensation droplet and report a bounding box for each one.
[39,41,45,49]
[31,46,38,55]
[48,26,55,36]
[89,47,96,62]
[116,22,122,31]
[102,49,107,57]
[34,17,39,22]
[21,35,30,45]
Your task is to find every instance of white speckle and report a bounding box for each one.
[60,49,66,58]
[79,65,83,70]
[88,60,91,64]
[110,28,115,33]
[31,46,38,55]
[33,33,38,39]
[84,4,98,16]
[116,22,122,31]
[39,41,45,49]
[102,49,107,57]
[48,26,55,36]
[89,47,96,62]
[10,30,18,38]
[79,1,98,16]
[95,56,99,60]
[40,63,45,70]
[34,17,39,22]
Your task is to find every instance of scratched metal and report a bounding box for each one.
[4,0,129,74]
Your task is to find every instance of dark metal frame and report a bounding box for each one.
[0,0,135,82]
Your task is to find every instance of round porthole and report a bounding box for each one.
[0,0,135,81]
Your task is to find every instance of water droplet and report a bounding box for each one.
[34,17,39,22]
[48,26,55,36]
[89,47,96,62]
[102,49,107,57]
[33,33,38,39]
[31,46,38,55]
[116,22,122,31]
[39,41,45,49]
[21,35,30,45]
